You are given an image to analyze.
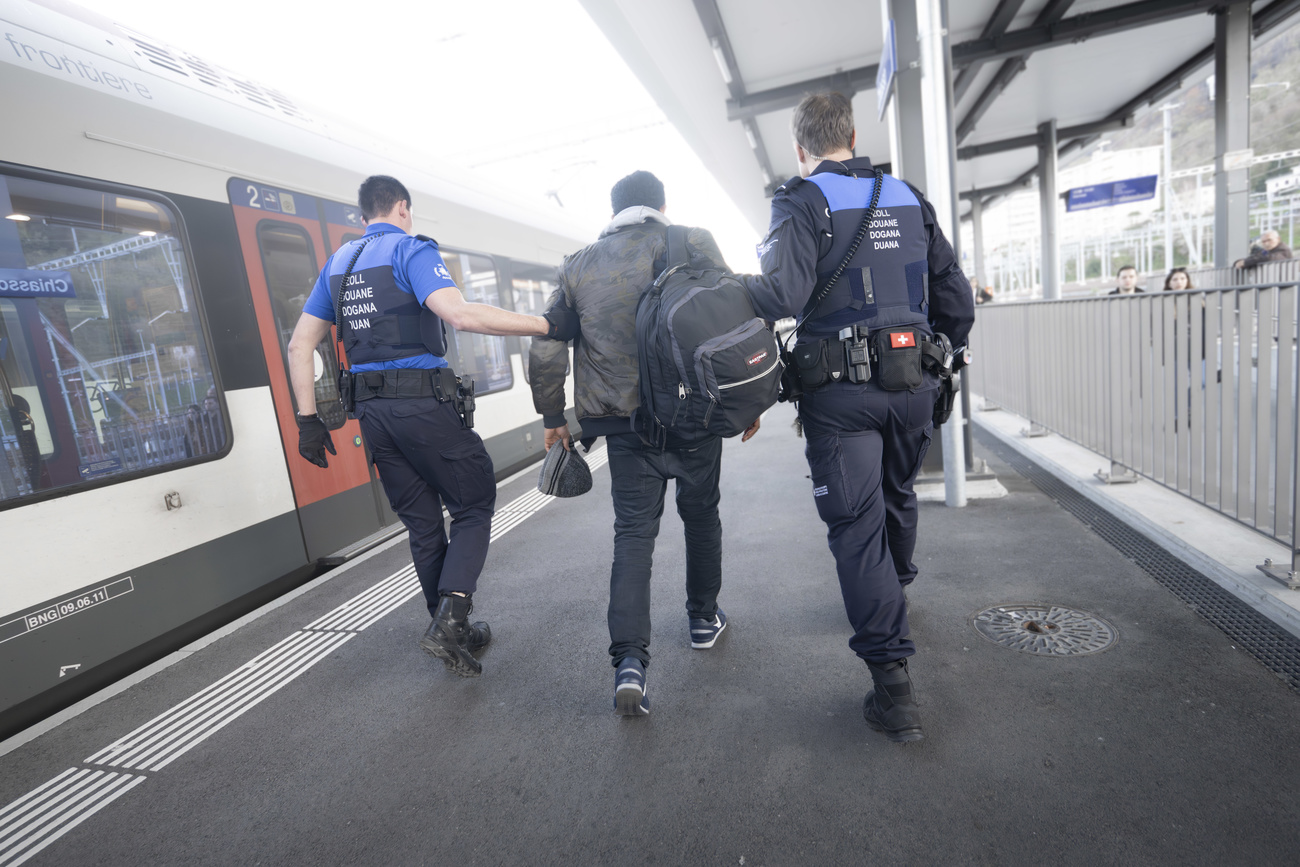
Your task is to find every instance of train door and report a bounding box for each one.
[226,178,390,560]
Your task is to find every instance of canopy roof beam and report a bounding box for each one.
[726,0,1218,123]
[952,0,1221,67]
[691,0,781,193]
[952,0,1030,103]
[955,0,1074,144]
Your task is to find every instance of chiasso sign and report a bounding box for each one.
[0,268,76,299]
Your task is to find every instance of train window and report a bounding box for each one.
[0,172,222,504]
[439,250,512,395]
[511,261,560,382]
[255,221,345,430]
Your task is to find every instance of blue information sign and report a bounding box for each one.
[1066,175,1158,212]
[877,19,896,121]
[226,178,320,220]
[0,269,76,299]
[322,200,364,229]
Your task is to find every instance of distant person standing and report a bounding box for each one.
[1234,230,1293,269]
[1107,265,1143,295]
[973,278,993,305]
[1163,268,1194,291]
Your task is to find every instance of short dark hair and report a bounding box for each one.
[1117,264,1137,277]
[358,175,411,221]
[611,171,665,214]
[791,92,855,157]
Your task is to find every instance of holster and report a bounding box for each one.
[338,368,357,415]
[454,378,476,429]
[933,371,960,426]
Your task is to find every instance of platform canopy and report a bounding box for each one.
[579,0,1300,234]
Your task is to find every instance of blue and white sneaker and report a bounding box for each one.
[614,658,650,716]
[690,608,727,649]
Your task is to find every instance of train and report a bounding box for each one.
[0,0,591,738]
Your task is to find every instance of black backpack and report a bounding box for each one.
[633,225,782,446]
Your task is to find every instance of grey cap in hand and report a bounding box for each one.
[537,441,593,497]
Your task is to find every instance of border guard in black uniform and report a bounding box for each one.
[287,175,568,677]
[740,94,974,742]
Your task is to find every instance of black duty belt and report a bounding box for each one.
[341,365,476,428]
[351,366,461,402]
[790,327,953,392]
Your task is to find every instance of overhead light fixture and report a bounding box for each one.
[761,168,772,186]
[745,125,758,150]
[5,213,30,221]
[139,230,157,237]
[710,37,732,86]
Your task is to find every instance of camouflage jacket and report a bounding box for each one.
[529,207,727,436]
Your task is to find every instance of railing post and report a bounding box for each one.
[1097,297,1137,483]
[1022,303,1048,438]
[1260,284,1300,590]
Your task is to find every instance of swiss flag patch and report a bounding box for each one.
[890,331,916,348]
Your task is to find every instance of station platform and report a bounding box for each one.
[2,401,1299,866]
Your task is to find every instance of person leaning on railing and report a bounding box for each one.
[1234,230,1293,269]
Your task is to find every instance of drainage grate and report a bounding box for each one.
[972,604,1117,656]
[976,429,1300,692]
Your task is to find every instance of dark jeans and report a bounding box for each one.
[356,397,496,617]
[799,379,936,665]
[605,432,723,669]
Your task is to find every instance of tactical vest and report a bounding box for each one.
[798,171,931,339]
[329,232,448,365]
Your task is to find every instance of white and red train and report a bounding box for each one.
[0,0,588,736]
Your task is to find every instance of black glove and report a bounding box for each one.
[542,297,580,341]
[952,344,971,372]
[297,413,336,468]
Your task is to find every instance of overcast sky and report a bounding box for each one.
[71,0,762,268]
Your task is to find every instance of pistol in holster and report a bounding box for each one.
[338,369,357,416]
[455,378,476,429]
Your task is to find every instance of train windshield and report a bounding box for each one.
[0,173,222,504]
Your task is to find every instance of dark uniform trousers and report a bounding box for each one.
[605,432,724,668]
[800,376,937,665]
[355,396,496,617]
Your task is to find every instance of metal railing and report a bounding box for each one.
[1187,259,1300,291]
[970,282,1300,589]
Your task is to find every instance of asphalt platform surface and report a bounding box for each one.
[2,401,1299,866]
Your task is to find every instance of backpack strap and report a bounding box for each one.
[666,224,690,269]
[654,225,692,289]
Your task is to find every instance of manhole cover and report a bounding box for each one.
[971,604,1117,656]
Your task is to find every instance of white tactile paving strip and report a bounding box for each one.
[0,447,607,867]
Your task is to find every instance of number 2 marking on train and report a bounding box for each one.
[247,184,261,208]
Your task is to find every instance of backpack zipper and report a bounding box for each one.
[716,356,781,390]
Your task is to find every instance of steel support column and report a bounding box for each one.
[1038,119,1060,299]
[971,193,987,287]
[1214,2,1252,268]
[887,0,928,193]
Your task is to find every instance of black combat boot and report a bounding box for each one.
[862,659,924,743]
[419,594,483,677]
[464,619,491,655]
